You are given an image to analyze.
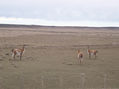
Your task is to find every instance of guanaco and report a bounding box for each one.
[87,46,98,59]
[11,45,25,60]
[77,50,83,64]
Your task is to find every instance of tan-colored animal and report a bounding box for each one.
[87,46,98,59]
[11,45,25,60]
[77,50,83,64]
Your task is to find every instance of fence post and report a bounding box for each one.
[0,77,1,89]
[81,73,85,89]
[104,74,107,89]
[20,75,24,89]
[41,75,45,89]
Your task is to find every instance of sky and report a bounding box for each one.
[0,0,119,27]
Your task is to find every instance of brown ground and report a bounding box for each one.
[0,25,119,89]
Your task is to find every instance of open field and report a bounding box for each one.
[0,25,119,89]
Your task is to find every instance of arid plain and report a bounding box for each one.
[0,25,119,89]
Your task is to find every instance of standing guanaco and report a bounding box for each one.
[77,50,83,64]
[87,46,98,59]
[11,45,25,60]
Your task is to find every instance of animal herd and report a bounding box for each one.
[11,45,98,64]
[77,46,98,64]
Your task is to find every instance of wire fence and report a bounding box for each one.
[14,73,119,89]
[0,72,119,89]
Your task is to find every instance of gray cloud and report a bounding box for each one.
[0,0,119,26]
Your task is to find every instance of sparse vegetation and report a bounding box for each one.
[0,25,119,89]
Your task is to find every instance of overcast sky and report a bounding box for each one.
[0,0,119,26]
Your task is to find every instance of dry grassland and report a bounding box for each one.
[0,25,119,89]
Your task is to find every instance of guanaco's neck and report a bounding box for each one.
[78,50,80,53]
[22,45,25,51]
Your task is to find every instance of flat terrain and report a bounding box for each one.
[0,25,119,89]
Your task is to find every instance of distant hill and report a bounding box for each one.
[0,24,119,30]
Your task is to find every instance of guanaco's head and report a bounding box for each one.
[95,50,98,53]
[78,50,80,53]
[23,44,27,47]
[11,49,14,52]
[22,44,27,50]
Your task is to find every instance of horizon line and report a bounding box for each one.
[0,17,119,27]
[0,23,119,28]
